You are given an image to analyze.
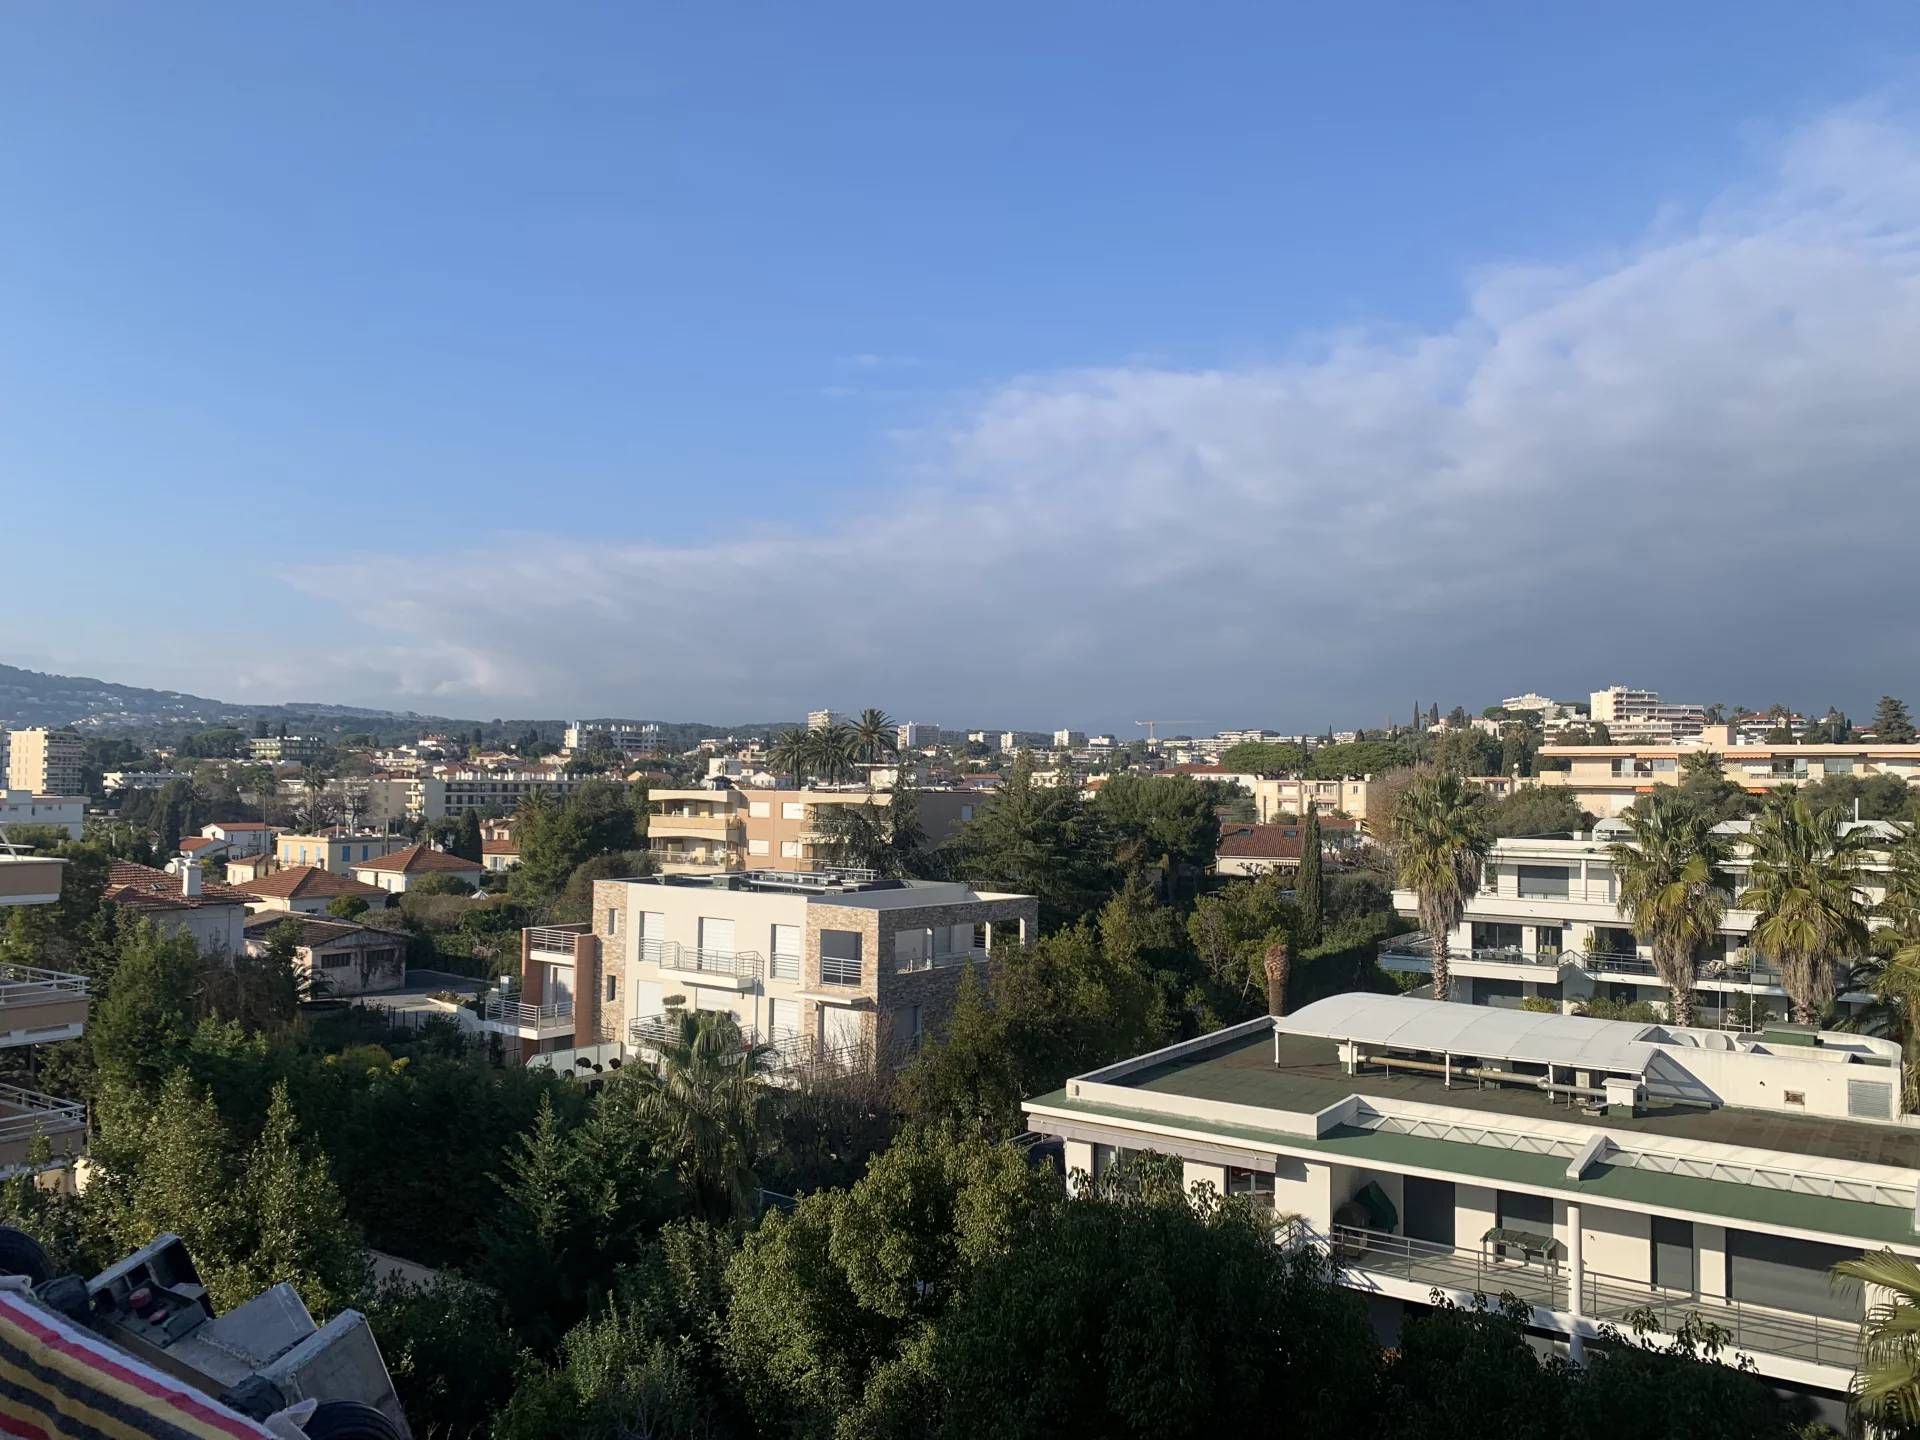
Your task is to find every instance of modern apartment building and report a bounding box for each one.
[1588,686,1707,744]
[274,830,410,875]
[806,710,844,731]
[565,720,660,755]
[1537,731,1920,817]
[0,849,91,1179]
[247,734,327,764]
[483,871,1035,1076]
[896,722,932,749]
[1024,993,1911,1421]
[0,792,83,840]
[401,769,589,820]
[1052,729,1087,749]
[4,730,83,797]
[645,787,980,874]
[1380,822,1900,1028]
[1251,776,1387,827]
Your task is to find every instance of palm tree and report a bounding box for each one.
[770,728,810,785]
[623,1009,774,1225]
[852,707,898,780]
[1839,935,1920,1110]
[807,723,858,785]
[1740,792,1870,1025]
[1263,937,1291,1018]
[1832,1249,1920,1428]
[1391,769,1491,1004]
[1609,789,1728,1027]
[1679,748,1723,784]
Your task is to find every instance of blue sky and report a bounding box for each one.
[5,5,1920,730]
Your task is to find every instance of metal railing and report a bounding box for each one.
[1377,937,1567,970]
[0,1083,86,1142]
[526,924,589,955]
[818,954,861,986]
[768,951,801,981]
[629,1013,680,1048]
[482,991,574,1030]
[0,964,88,1002]
[1324,1225,1860,1369]
[634,938,764,979]
[894,945,987,975]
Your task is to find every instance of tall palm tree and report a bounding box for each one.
[852,707,898,781]
[1839,935,1920,1110]
[1263,936,1291,1018]
[808,723,859,785]
[624,1009,774,1225]
[770,728,810,785]
[1832,1249,1920,1428]
[1739,792,1870,1025]
[1609,790,1728,1028]
[1391,769,1491,1004]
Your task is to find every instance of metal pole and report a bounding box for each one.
[1566,1201,1587,1366]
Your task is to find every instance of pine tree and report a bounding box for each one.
[1297,805,1324,948]
[1875,696,1916,744]
[1428,702,1440,727]
[241,1082,368,1317]
[455,807,484,863]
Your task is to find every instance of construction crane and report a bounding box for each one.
[1135,720,1196,743]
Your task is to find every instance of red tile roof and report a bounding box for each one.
[481,838,519,855]
[1216,825,1306,860]
[351,842,483,875]
[178,837,222,852]
[233,866,389,902]
[103,860,250,911]
[209,821,272,832]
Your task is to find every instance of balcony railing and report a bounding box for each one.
[1322,1225,1860,1371]
[483,990,574,1031]
[1377,937,1566,969]
[527,924,589,956]
[894,945,987,975]
[768,950,801,981]
[818,954,861,986]
[0,964,88,1003]
[633,938,765,980]
[0,1083,86,1145]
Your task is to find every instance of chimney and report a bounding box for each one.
[181,858,203,899]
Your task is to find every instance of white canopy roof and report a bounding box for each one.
[1277,992,1667,1076]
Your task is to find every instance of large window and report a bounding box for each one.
[1516,864,1569,899]
[781,802,805,820]
[1728,1231,1862,1321]
[820,929,862,986]
[1652,1216,1696,1296]
[1226,1168,1275,1209]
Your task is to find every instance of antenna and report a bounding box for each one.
[1134,720,1196,743]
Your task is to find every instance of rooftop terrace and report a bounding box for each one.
[1121,1030,1917,1169]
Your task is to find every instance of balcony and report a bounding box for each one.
[1310,1225,1860,1375]
[768,950,802,981]
[0,857,65,908]
[481,989,575,1039]
[526,923,589,960]
[818,953,861,987]
[0,964,89,1047]
[648,811,742,841]
[894,944,988,975]
[648,845,735,875]
[0,1084,87,1174]
[640,938,763,988]
[1376,936,1566,975]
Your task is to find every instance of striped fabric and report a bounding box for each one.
[0,1290,274,1440]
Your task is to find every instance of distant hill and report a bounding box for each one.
[0,660,796,748]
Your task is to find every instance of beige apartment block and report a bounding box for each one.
[275,830,411,874]
[485,871,1036,1078]
[646,787,982,873]
[1250,775,1386,827]
[4,729,84,797]
[1537,731,1920,818]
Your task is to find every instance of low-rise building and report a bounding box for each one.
[248,734,327,764]
[101,769,192,792]
[483,837,520,872]
[101,860,248,954]
[1251,776,1389,827]
[484,871,1035,1077]
[645,787,981,874]
[200,821,273,858]
[242,914,407,996]
[1025,994,1912,1423]
[274,830,410,875]
[233,865,393,916]
[1537,732,1920,818]
[349,842,484,894]
[0,851,91,1179]
[1215,816,1362,876]
[1379,822,1901,1027]
[0,791,83,840]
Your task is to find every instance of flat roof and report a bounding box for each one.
[1277,992,1664,1075]
[1120,1030,1918,1169]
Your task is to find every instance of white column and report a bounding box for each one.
[1566,1201,1587,1365]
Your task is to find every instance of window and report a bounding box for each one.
[820,929,862,985]
[1516,864,1569,899]
[319,951,351,969]
[361,845,371,860]
[606,974,618,1003]
[748,839,771,856]
[1226,1169,1276,1209]
[780,840,802,859]
[894,1004,923,1052]
[1824,757,1854,776]
[1652,1217,1697,1296]
[781,802,805,820]
[770,923,800,980]
[894,928,929,973]
[365,949,397,970]
[606,908,620,936]
[749,801,771,819]
[959,804,973,821]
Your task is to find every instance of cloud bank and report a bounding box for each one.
[282,103,1920,727]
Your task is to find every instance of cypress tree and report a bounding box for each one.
[1297,804,1324,948]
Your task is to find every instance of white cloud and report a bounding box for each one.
[288,102,1920,726]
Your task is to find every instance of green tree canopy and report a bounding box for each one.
[1218,740,1304,775]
